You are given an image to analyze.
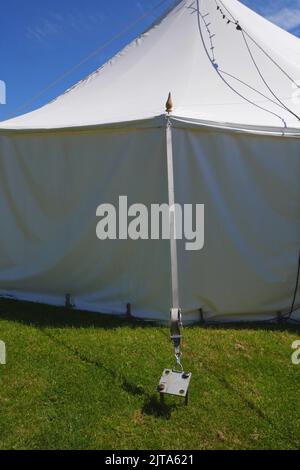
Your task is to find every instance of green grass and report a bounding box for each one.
[0,299,299,450]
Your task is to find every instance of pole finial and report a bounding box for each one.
[166,92,173,114]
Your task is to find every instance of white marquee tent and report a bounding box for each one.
[0,0,299,322]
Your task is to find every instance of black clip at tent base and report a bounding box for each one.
[157,369,192,405]
[65,294,74,310]
[126,303,132,320]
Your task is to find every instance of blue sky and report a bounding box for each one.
[1,0,300,121]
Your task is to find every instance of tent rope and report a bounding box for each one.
[218,69,292,113]
[240,30,300,121]
[197,1,287,128]
[213,0,300,121]
[215,0,300,88]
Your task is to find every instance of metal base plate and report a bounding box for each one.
[157,369,191,398]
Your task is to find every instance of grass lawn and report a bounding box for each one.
[0,298,299,450]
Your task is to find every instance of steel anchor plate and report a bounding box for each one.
[157,369,191,398]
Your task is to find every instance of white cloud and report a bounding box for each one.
[241,0,300,32]
[26,10,107,43]
[268,6,300,31]
[26,19,62,42]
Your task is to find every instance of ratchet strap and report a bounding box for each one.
[166,116,183,371]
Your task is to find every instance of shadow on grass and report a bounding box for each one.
[122,383,179,419]
[37,326,177,420]
[0,298,299,334]
[142,395,177,419]
[122,381,145,397]
[0,298,157,330]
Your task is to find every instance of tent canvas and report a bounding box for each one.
[0,0,299,322]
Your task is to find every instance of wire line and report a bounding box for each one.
[196,0,287,127]
[240,30,300,121]
[216,0,300,88]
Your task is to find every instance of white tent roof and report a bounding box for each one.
[2,0,300,132]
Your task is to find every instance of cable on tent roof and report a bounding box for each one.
[215,0,300,89]
[196,1,288,129]
[200,9,217,64]
[2,0,174,121]
[217,69,294,113]
[213,0,300,121]
[188,3,218,65]
[240,30,300,121]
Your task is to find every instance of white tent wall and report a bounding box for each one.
[0,120,299,322]
[0,121,172,321]
[172,123,300,322]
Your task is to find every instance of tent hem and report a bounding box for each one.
[0,115,167,136]
[170,115,300,138]
[1,113,300,137]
